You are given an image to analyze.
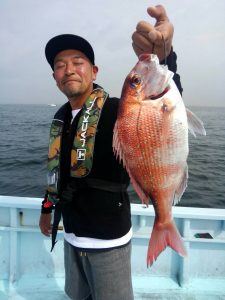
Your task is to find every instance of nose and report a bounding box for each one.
[65,62,75,75]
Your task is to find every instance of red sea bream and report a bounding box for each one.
[113,54,206,267]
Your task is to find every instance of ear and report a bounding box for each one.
[52,72,60,88]
[92,65,98,81]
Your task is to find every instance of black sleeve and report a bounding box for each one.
[41,192,54,214]
[161,48,183,95]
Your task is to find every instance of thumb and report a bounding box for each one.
[147,5,169,22]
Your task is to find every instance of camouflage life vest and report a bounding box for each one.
[47,88,108,204]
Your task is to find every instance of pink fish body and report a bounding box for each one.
[113,54,206,267]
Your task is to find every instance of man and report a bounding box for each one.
[39,5,182,300]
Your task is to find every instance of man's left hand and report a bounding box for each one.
[132,5,174,62]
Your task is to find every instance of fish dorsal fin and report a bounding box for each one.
[186,108,206,137]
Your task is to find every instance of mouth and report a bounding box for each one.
[63,79,81,85]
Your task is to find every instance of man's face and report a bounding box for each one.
[53,49,98,100]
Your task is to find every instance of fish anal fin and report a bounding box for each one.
[173,165,188,205]
[129,174,149,207]
[186,107,206,137]
[147,219,187,267]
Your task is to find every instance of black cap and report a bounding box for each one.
[45,34,95,70]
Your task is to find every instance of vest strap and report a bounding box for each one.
[71,88,108,177]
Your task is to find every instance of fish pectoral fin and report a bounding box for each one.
[173,165,188,205]
[161,98,176,113]
[161,98,176,143]
[186,107,206,137]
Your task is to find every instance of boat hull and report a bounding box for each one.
[0,196,225,299]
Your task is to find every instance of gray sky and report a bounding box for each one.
[0,0,225,107]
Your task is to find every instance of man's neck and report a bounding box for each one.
[68,86,93,110]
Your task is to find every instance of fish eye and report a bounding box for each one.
[130,75,141,88]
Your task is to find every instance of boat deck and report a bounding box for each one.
[0,196,225,299]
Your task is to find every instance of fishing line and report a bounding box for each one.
[152,43,155,54]
[162,34,167,65]
[150,32,167,65]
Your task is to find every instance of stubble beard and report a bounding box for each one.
[63,84,84,99]
[64,89,82,99]
[60,80,93,102]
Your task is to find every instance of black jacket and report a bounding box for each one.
[57,96,131,239]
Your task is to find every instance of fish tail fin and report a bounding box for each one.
[147,219,187,267]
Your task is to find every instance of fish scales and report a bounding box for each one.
[118,101,187,194]
[113,54,206,267]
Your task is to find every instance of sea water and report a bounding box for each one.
[0,104,224,208]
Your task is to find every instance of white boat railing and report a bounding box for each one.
[0,195,225,299]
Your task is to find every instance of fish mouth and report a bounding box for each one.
[145,86,171,101]
[139,53,152,62]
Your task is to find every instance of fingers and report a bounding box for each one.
[40,221,52,236]
[132,21,164,55]
[132,20,156,53]
[40,226,52,237]
[147,5,174,43]
[136,20,155,34]
[39,213,52,237]
[135,20,160,42]
[132,5,173,61]
[132,31,154,55]
[147,5,169,22]
[132,43,143,58]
